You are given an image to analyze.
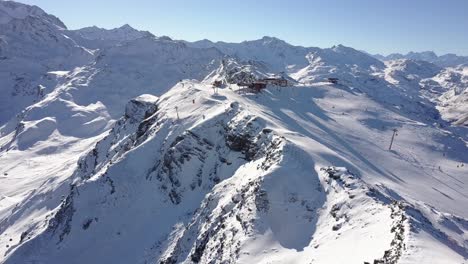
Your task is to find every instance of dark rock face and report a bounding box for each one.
[321,166,343,180]
[156,113,285,263]
[124,96,158,123]
[46,186,76,242]
[226,134,256,160]
[372,202,406,264]
[75,96,158,180]
[254,188,269,213]
[147,109,284,207]
[154,130,216,204]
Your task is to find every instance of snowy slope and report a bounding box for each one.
[0,33,225,149]
[292,44,385,84]
[0,35,225,238]
[71,36,224,118]
[0,1,64,27]
[0,1,94,125]
[425,66,468,125]
[0,1,467,263]
[2,81,467,264]
[380,59,468,126]
[189,38,466,127]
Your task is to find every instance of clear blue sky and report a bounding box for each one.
[19,0,468,55]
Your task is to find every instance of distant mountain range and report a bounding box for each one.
[373,51,468,67]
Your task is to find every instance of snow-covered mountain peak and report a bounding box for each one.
[0,0,65,28]
[385,59,442,79]
[242,36,303,51]
[119,23,133,30]
[185,36,312,73]
[375,51,468,68]
[95,35,221,64]
[406,51,438,61]
[184,38,216,49]
[72,23,153,41]
[293,44,385,84]
[321,44,385,69]
[0,1,93,125]
[257,35,290,46]
[203,58,271,85]
[65,23,155,50]
[156,35,173,41]
[425,66,468,125]
[330,43,347,51]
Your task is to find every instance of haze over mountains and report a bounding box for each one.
[0,1,467,264]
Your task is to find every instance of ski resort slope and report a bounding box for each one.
[1,81,466,264]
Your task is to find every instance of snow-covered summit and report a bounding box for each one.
[310,44,385,70]
[384,59,442,84]
[0,0,65,28]
[292,44,383,84]
[186,36,312,73]
[71,24,153,41]
[423,66,468,125]
[203,58,271,85]
[375,51,468,68]
[68,24,155,49]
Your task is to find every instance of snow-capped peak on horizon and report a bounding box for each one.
[65,22,155,49]
[69,23,154,41]
[307,43,385,70]
[186,36,468,69]
[185,36,297,49]
[76,23,143,33]
[119,23,134,30]
[256,35,291,45]
[374,50,468,68]
[0,0,66,28]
